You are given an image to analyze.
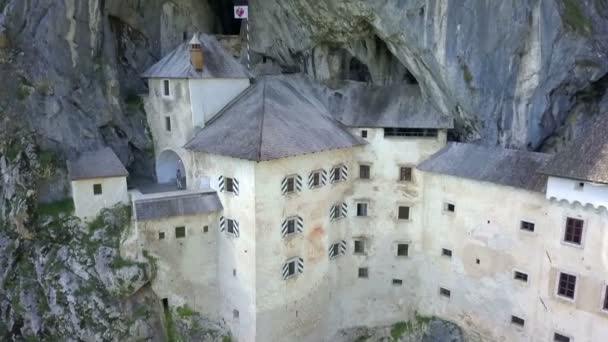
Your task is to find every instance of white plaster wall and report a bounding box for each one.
[189,152,258,342]
[145,78,194,153]
[189,78,250,127]
[418,172,608,341]
[547,176,608,209]
[338,128,448,330]
[71,176,128,221]
[137,213,220,321]
[254,147,360,342]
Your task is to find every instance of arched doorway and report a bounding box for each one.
[156,149,186,188]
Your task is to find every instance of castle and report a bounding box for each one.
[67,34,608,342]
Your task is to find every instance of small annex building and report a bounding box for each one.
[67,147,129,221]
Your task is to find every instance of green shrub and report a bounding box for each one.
[176,305,196,318]
[562,0,592,35]
[37,199,74,218]
[390,321,411,340]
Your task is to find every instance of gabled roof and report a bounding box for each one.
[417,143,552,192]
[539,116,608,184]
[134,191,222,221]
[67,147,128,181]
[142,33,249,79]
[184,75,365,161]
[325,81,453,129]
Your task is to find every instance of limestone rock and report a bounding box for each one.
[250,0,608,149]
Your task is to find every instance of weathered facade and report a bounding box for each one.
[84,33,608,341]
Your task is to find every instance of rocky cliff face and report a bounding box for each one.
[1,0,608,341]
[250,0,608,150]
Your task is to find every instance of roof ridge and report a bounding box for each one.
[257,80,267,161]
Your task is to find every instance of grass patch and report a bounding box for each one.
[37,199,74,218]
[176,305,196,318]
[390,321,411,340]
[165,306,179,342]
[562,0,592,35]
[222,336,232,342]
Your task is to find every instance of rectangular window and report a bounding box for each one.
[354,239,365,254]
[392,279,403,286]
[233,309,239,319]
[93,183,102,195]
[165,116,171,132]
[330,243,340,259]
[399,167,412,182]
[163,80,170,97]
[286,261,296,278]
[203,226,208,233]
[564,217,584,245]
[514,271,528,282]
[557,272,577,299]
[286,177,295,193]
[359,164,370,179]
[286,219,296,235]
[384,128,438,137]
[361,130,368,138]
[398,206,410,220]
[442,248,452,257]
[604,285,608,311]
[158,232,165,240]
[439,287,451,298]
[358,267,368,278]
[357,203,368,217]
[520,221,535,232]
[175,226,186,238]
[444,202,455,213]
[511,315,525,327]
[226,178,235,193]
[554,333,571,342]
[227,219,237,234]
[331,202,346,220]
[312,172,321,187]
[397,243,409,257]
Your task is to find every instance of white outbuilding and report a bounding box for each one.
[67,147,129,221]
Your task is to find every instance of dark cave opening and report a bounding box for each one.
[211,0,244,35]
[348,57,372,83]
[404,69,418,85]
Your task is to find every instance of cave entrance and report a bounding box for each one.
[211,0,244,35]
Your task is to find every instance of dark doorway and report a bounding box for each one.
[162,298,169,311]
[211,0,244,34]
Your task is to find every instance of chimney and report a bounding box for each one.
[189,34,204,72]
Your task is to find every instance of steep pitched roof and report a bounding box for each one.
[67,147,128,181]
[324,81,453,129]
[141,33,249,79]
[184,75,365,161]
[539,116,608,184]
[134,191,222,221]
[417,143,552,192]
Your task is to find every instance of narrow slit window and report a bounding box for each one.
[439,287,451,298]
[514,271,528,282]
[442,248,452,257]
[163,80,170,97]
[165,116,172,132]
[603,285,608,311]
[511,315,525,327]
[554,333,571,342]
[392,279,403,286]
[520,221,535,232]
[444,202,455,213]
